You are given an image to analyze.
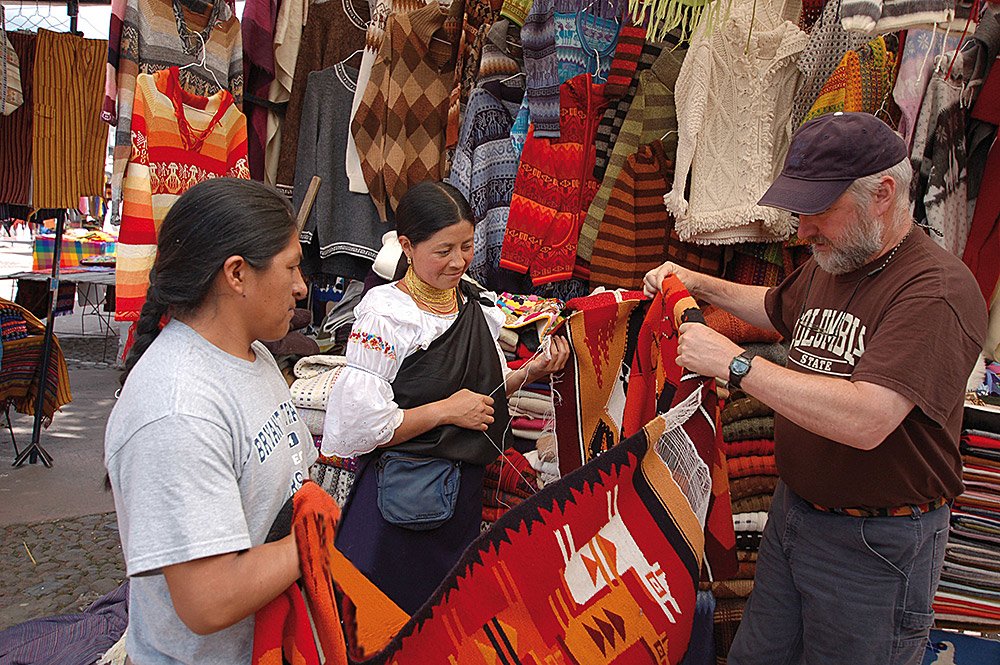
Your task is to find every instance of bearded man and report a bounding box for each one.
[644,112,987,665]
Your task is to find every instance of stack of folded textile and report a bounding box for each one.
[710,342,787,664]
[482,449,539,527]
[495,292,565,483]
[287,355,358,506]
[933,404,1000,630]
[311,453,359,507]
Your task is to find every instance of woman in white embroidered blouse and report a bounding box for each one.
[324,181,568,614]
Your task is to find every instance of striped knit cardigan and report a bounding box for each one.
[108,0,242,224]
[577,44,686,263]
[115,68,249,321]
[589,140,720,290]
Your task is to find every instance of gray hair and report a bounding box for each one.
[844,157,913,225]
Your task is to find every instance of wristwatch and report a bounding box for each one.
[728,351,756,390]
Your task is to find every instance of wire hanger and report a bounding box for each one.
[179,30,223,92]
[338,48,363,66]
[500,71,526,86]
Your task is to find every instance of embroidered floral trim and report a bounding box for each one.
[349,331,397,360]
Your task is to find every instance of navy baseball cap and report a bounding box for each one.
[758,112,908,215]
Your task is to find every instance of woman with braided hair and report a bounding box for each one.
[104,178,322,664]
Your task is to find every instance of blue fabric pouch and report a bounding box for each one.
[375,451,461,531]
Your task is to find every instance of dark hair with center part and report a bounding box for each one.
[120,178,297,386]
[396,180,475,245]
[392,181,475,280]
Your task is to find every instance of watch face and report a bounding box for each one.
[731,357,751,375]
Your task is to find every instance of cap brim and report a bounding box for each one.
[758,175,853,215]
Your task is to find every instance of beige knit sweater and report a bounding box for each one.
[664,0,808,245]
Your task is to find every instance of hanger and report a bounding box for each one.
[179,30,224,92]
[661,129,678,140]
[501,72,526,85]
[338,48,363,66]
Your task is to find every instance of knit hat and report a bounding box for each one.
[758,112,907,215]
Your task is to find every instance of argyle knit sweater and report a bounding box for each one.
[589,140,721,291]
[346,0,436,193]
[501,73,607,285]
[447,83,523,289]
[352,1,456,219]
[116,68,248,321]
[109,0,242,224]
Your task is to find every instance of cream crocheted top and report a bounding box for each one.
[664,0,808,245]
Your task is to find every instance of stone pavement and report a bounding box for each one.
[0,513,124,631]
[0,334,125,632]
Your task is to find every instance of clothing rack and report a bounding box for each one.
[11,0,80,468]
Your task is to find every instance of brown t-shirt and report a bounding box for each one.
[765,228,987,509]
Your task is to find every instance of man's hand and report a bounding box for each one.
[643,261,701,298]
[676,321,744,380]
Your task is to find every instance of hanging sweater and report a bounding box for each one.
[446,0,504,149]
[447,82,523,289]
[665,1,807,245]
[477,18,524,83]
[893,28,964,149]
[578,44,685,263]
[592,23,654,181]
[263,0,308,185]
[294,65,382,281]
[347,0,434,194]
[116,68,248,321]
[102,0,128,124]
[522,0,619,138]
[803,35,898,122]
[352,1,457,220]
[240,0,278,180]
[501,73,608,285]
[839,0,954,34]
[273,0,370,194]
[590,140,721,290]
[0,31,35,207]
[790,0,870,128]
[110,0,243,223]
[32,30,108,210]
[911,60,970,258]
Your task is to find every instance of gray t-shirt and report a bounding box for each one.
[105,320,317,664]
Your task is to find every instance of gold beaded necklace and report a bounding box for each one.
[403,266,458,315]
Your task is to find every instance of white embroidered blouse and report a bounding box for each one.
[323,283,508,458]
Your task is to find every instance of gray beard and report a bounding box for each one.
[813,212,884,275]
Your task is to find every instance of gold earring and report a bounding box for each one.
[406,255,412,264]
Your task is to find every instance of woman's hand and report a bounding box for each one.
[524,336,571,383]
[443,389,495,431]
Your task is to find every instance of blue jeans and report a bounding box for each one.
[728,481,950,665]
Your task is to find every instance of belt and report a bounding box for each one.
[809,496,950,518]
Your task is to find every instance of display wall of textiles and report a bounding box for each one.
[245,0,997,344]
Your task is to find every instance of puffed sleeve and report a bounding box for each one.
[322,291,418,457]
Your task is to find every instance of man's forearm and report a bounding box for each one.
[740,359,910,450]
[693,275,775,332]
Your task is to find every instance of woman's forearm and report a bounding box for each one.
[163,534,300,635]
[387,401,448,446]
